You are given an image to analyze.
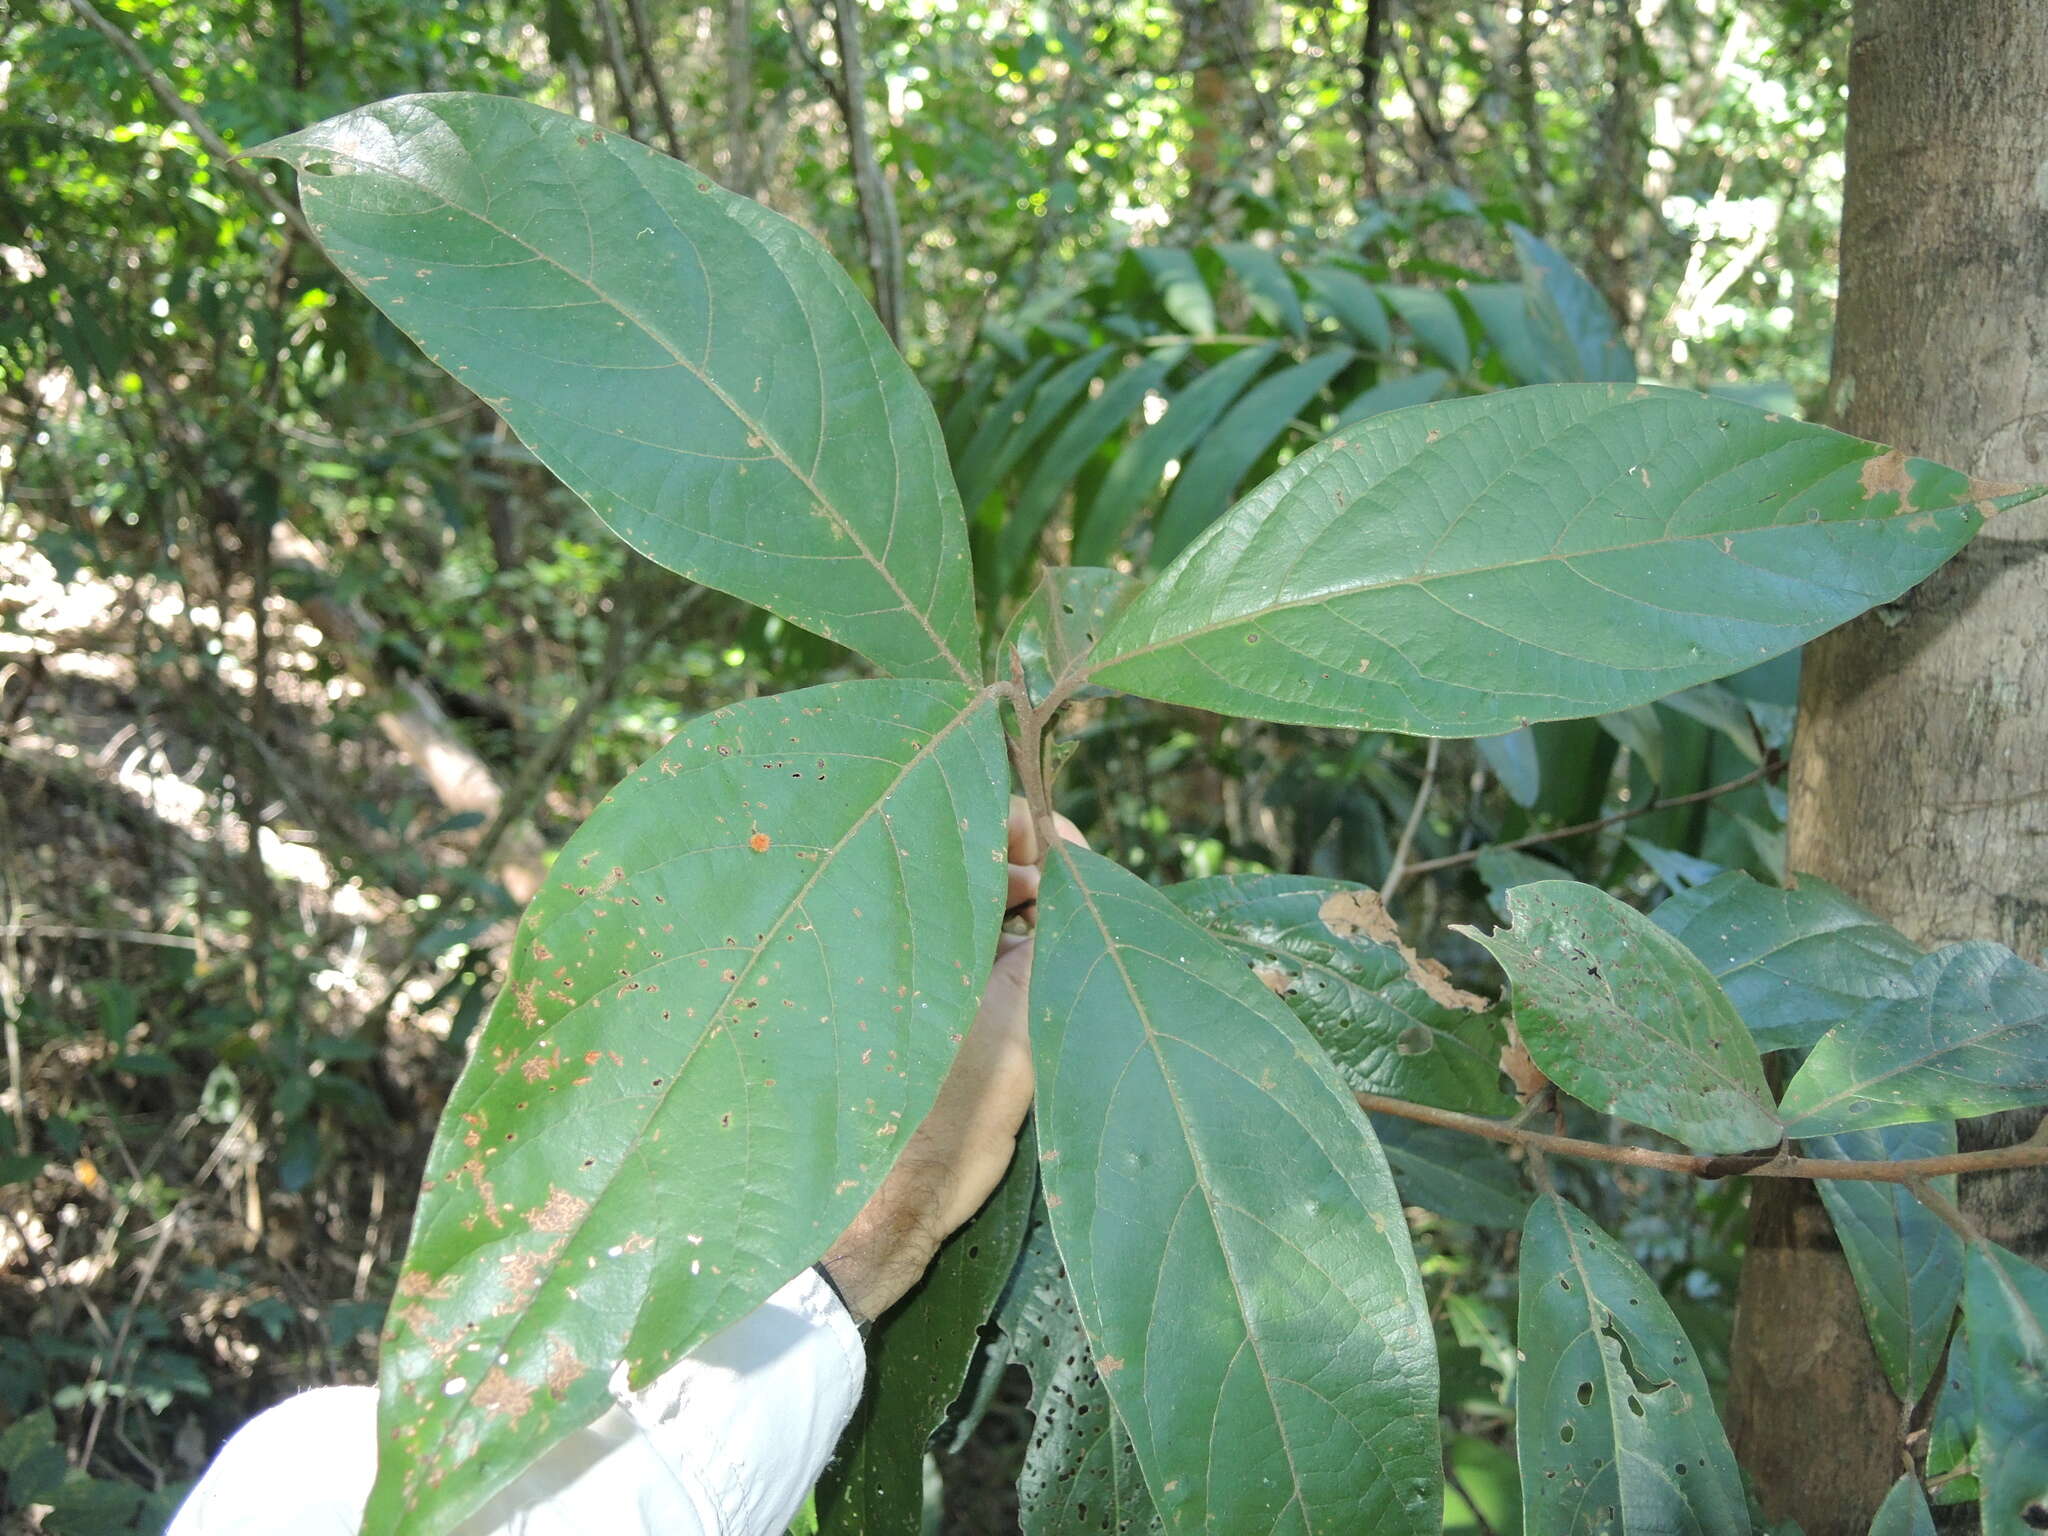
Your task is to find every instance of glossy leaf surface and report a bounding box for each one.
[1651,871,1922,1053]
[1166,873,1512,1115]
[258,96,979,683]
[1086,385,2023,734]
[1510,224,1635,383]
[997,1197,1164,1536]
[815,1131,1036,1535]
[1778,942,2048,1137]
[1803,1124,1963,1402]
[363,680,1008,1530]
[1964,1241,2048,1534]
[1517,1194,1748,1534]
[1462,882,1778,1153]
[1033,845,1440,1534]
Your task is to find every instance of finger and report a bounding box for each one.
[1006,860,1040,916]
[1006,795,1038,867]
[1052,812,1089,850]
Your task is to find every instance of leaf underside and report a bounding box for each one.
[364,680,1007,1531]
[1087,384,2022,734]
[257,94,979,683]
[1032,844,1440,1535]
[1963,1241,2048,1534]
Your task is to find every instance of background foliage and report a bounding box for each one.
[2,0,1869,1527]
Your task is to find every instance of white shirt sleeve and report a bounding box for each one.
[168,1267,864,1536]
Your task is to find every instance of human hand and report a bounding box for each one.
[820,797,1084,1322]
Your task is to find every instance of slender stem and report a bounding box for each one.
[1356,1092,2048,1185]
[1398,758,1778,879]
[1381,737,1442,899]
[621,0,686,160]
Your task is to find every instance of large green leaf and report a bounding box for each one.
[995,1196,1164,1536]
[1964,1241,2048,1534]
[1165,873,1512,1115]
[1072,344,1276,566]
[1151,345,1354,562]
[1650,871,1923,1052]
[1460,882,1779,1153]
[1868,1475,1936,1536]
[814,1128,1036,1536]
[1511,224,1636,384]
[1778,943,2048,1138]
[1516,1193,1748,1534]
[1033,844,1440,1533]
[256,96,979,684]
[361,679,1009,1531]
[1083,385,2027,734]
[1803,1124,1963,1402]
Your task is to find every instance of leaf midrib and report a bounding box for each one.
[294,122,975,685]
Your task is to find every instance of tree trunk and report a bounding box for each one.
[1726,3,2048,1531]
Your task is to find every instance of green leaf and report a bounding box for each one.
[1473,726,1541,808]
[1084,384,2021,734]
[993,350,1183,590]
[1926,1327,1980,1504]
[256,95,978,684]
[957,347,1116,515]
[1218,241,1305,336]
[1331,367,1451,428]
[1516,1193,1749,1534]
[1370,1116,1527,1228]
[362,679,1008,1532]
[1302,262,1391,350]
[996,1197,1164,1536]
[1150,345,1354,563]
[1779,943,2048,1137]
[1072,344,1276,566]
[1379,285,1470,372]
[1462,283,1556,387]
[1460,882,1779,1153]
[1510,224,1635,383]
[1802,1124,1963,1402]
[1868,1475,1936,1536]
[1964,1241,2048,1533]
[1033,845,1441,1533]
[1134,247,1217,336]
[996,566,1141,708]
[814,1128,1037,1536]
[1650,871,1922,1053]
[1165,873,1513,1115]
[1475,848,1568,921]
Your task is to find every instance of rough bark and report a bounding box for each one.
[1727,3,2048,1531]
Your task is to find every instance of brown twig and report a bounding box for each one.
[1356,1092,2048,1185]
[1381,737,1442,899]
[1399,758,1779,880]
[621,0,686,160]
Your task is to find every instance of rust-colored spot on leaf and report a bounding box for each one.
[546,1338,583,1397]
[1318,889,1489,1013]
[524,1185,589,1234]
[1858,449,1915,505]
[1499,1021,1550,1102]
[1096,1355,1125,1376]
[474,1367,534,1419]
[749,832,772,853]
[1252,961,1296,997]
